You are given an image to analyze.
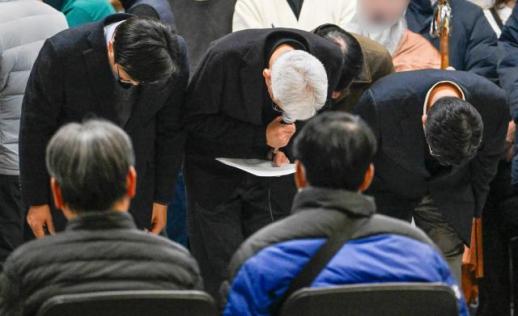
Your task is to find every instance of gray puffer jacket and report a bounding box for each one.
[0,0,67,175]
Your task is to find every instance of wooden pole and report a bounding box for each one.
[433,0,451,69]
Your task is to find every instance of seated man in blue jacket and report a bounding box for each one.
[222,112,468,316]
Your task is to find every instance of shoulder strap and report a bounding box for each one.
[271,217,368,315]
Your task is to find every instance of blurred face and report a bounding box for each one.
[358,0,410,29]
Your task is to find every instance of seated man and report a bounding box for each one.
[345,0,441,72]
[354,70,509,282]
[313,24,394,112]
[222,112,468,316]
[0,120,202,316]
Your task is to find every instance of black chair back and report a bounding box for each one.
[280,283,459,316]
[37,290,217,316]
[510,236,518,314]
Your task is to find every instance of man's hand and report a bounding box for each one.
[27,204,54,239]
[505,120,516,161]
[266,116,296,148]
[149,203,167,234]
[273,151,290,167]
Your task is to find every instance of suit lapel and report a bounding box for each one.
[383,107,429,177]
[82,15,131,124]
[398,117,429,177]
[82,47,118,122]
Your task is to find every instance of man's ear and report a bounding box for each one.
[108,41,115,65]
[50,178,64,210]
[359,164,374,192]
[294,160,308,189]
[263,68,271,85]
[331,91,342,100]
[126,167,137,198]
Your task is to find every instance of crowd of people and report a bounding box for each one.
[1,0,518,315]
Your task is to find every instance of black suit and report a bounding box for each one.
[19,14,189,229]
[354,70,509,245]
[183,28,342,296]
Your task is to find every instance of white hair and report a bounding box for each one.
[271,50,328,122]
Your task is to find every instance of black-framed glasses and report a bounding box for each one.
[428,142,441,158]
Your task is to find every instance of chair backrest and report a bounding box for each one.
[37,290,217,316]
[280,283,459,316]
[510,236,518,312]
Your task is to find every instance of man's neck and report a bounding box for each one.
[427,82,464,111]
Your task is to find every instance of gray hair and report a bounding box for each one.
[271,50,328,122]
[46,120,135,212]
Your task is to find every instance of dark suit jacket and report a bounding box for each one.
[499,5,518,121]
[183,28,343,160]
[406,0,499,82]
[19,14,189,228]
[354,70,509,243]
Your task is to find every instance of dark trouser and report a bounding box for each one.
[167,172,188,247]
[0,175,24,266]
[413,195,465,283]
[185,157,296,299]
[478,161,518,316]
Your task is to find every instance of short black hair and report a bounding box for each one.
[294,112,377,190]
[313,24,364,91]
[425,97,484,166]
[46,120,135,213]
[114,17,177,83]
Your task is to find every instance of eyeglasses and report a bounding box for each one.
[428,142,440,158]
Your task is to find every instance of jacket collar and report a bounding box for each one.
[66,211,137,231]
[409,0,434,14]
[406,0,435,34]
[292,187,376,217]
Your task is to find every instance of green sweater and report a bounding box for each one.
[62,0,115,27]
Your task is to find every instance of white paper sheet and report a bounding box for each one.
[216,158,296,177]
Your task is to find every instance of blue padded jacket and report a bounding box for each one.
[222,187,468,316]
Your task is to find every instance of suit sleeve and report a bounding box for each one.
[498,5,518,121]
[353,89,381,141]
[19,40,64,207]
[464,9,499,82]
[153,37,190,204]
[232,0,266,32]
[183,50,268,158]
[470,93,509,217]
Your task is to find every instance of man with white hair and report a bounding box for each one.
[345,0,441,71]
[270,50,328,124]
[183,28,342,297]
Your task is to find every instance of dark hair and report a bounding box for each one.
[313,24,364,91]
[294,112,377,190]
[493,0,511,9]
[114,17,177,83]
[425,97,483,166]
[46,120,135,212]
